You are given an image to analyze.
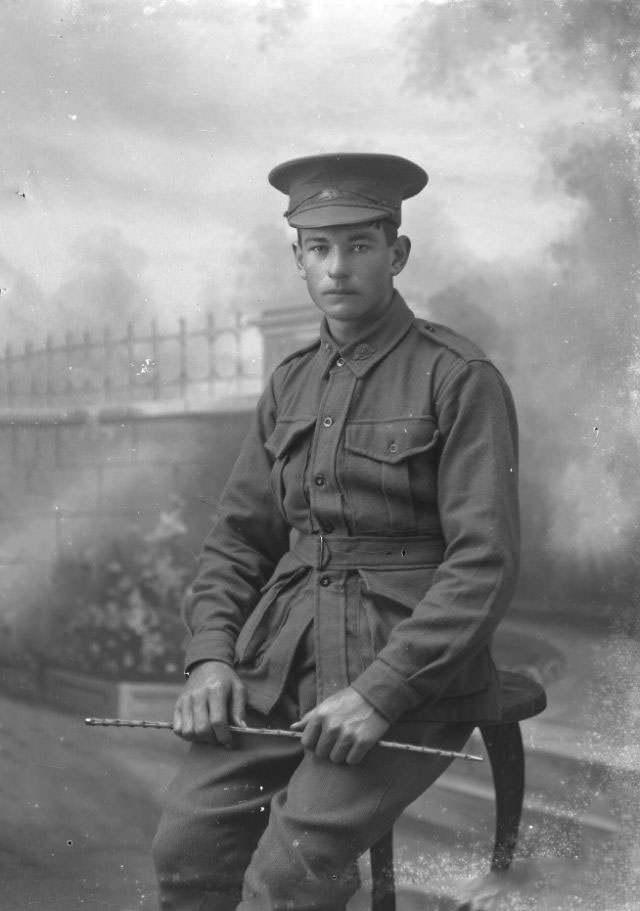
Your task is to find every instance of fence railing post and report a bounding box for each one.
[103,326,112,401]
[25,339,38,399]
[1,312,262,407]
[179,317,187,399]
[151,318,160,400]
[46,333,54,404]
[64,331,73,396]
[82,330,92,395]
[126,322,135,402]
[5,342,14,405]
[234,311,243,378]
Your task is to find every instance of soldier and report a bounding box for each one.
[152,153,520,911]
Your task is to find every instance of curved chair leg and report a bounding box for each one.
[479,722,525,872]
[369,827,396,911]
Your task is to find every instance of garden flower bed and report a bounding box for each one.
[37,498,195,718]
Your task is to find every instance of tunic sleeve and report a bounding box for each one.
[182,374,291,671]
[351,359,520,722]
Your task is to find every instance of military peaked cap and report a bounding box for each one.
[268,153,428,229]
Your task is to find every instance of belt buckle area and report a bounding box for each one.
[317,533,329,570]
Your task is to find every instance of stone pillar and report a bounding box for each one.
[253,306,320,379]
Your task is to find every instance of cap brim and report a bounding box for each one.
[288,203,398,229]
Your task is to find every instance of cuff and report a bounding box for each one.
[351,658,424,724]
[183,630,236,675]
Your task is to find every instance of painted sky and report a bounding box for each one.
[1,0,639,584]
[0,0,628,332]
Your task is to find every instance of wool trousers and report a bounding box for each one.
[152,700,473,911]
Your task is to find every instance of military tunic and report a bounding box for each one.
[183,292,520,725]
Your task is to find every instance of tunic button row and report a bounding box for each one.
[322,416,334,428]
[314,475,326,487]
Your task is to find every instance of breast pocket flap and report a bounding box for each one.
[264,417,316,459]
[345,417,439,464]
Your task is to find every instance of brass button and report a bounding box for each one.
[335,357,345,367]
[322,416,334,428]
[314,475,326,487]
[319,576,331,587]
[388,442,398,454]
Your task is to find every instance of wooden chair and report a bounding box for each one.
[369,670,548,911]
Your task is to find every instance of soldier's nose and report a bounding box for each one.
[327,249,349,279]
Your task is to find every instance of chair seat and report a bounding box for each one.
[497,669,547,723]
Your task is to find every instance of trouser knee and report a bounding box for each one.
[152,811,248,910]
[239,798,361,911]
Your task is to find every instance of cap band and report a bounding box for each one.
[285,187,400,220]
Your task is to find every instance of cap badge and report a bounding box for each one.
[317,188,342,200]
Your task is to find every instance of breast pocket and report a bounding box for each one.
[264,417,316,518]
[342,417,440,533]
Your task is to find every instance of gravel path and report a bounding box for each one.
[1,693,186,911]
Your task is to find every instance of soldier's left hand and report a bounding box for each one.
[290,686,390,764]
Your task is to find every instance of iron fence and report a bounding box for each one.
[0,312,263,407]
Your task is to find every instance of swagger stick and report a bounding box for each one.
[84,717,483,762]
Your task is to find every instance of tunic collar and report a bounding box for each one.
[317,290,415,378]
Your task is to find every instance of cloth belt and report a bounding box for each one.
[289,529,445,570]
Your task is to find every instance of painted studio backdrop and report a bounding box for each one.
[1,2,638,910]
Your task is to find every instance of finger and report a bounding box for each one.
[192,692,216,742]
[230,680,247,727]
[172,696,184,737]
[300,716,322,751]
[346,737,375,766]
[177,694,196,741]
[290,709,313,730]
[314,724,339,760]
[329,736,352,765]
[207,689,232,748]
[346,738,376,765]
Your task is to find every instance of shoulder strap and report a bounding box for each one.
[415,318,489,363]
[273,336,322,370]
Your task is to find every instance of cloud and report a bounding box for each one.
[398,0,640,597]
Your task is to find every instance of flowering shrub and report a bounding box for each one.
[48,497,196,681]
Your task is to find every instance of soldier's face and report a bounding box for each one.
[293,223,410,340]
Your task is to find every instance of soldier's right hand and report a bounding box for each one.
[172,660,246,747]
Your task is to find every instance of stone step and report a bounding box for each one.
[449,726,617,816]
[424,766,618,846]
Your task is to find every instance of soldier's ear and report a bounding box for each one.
[292,242,307,280]
[390,235,411,276]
